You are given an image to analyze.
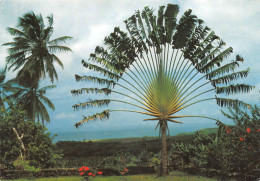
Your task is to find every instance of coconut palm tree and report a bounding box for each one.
[0,68,9,108]
[12,82,55,125]
[3,11,72,84]
[71,4,253,176]
[0,67,19,109]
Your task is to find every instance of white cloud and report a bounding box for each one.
[180,0,260,51]
[71,23,114,58]
[55,112,77,120]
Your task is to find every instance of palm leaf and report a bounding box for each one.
[172,9,197,49]
[73,99,110,110]
[211,68,250,86]
[38,94,55,111]
[6,27,26,37]
[37,100,51,124]
[216,84,254,95]
[38,85,56,92]
[81,60,120,80]
[49,36,73,45]
[52,54,64,69]
[164,4,179,43]
[75,74,116,87]
[48,45,72,52]
[206,60,240,79]
[75,110,110,128]
[215,97,251,109]
[71,88,111,96]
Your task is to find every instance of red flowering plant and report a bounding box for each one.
[217,105,260,179]
[78,166,103,180]
[225,126,232,134]
[169,105,259,180]
[120,167,129,176]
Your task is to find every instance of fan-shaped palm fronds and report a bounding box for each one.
[72,4,253,176]
[3,12,72,84]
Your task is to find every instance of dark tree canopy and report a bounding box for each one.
[0,106,63,169]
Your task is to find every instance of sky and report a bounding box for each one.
[0,0,260,141]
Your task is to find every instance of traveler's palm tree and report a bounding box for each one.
[3,12,72,84]
[72,4,253,176]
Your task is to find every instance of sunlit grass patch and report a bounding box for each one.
[2,171,222,181]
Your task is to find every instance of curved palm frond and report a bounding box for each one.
[74,110,110,128]
[48,36,73,45]
[71,88,112,96]
[0,67,20,109]
[38,94,55,111]
[10,81,55,124]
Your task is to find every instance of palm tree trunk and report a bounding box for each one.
[160,119,168,176]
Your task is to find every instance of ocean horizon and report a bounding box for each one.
[50,124,217,143]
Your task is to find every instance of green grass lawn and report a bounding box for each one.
[2,171,223,181]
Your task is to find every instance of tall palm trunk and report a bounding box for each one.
[160,119,168,176]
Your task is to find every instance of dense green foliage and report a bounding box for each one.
[56,129,215,168]
[170,105,260,180]
[57,135,191,159]
[0,106,64,169]
[56,113,259,180]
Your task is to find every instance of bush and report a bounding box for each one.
[0,105,64,169]
[170,104,260,180]
[13,157,40,173]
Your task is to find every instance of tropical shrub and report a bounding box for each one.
[170,105,260,179]
[215,105,260,178]
[0,105,64,169]
[96,154,129,173]
[13,157,40,173]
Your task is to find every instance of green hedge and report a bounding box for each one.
[2,166,156,179]
[2,168,78,179]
